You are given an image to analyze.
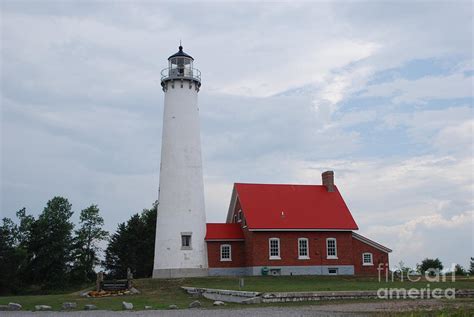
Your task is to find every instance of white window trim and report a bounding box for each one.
[362,252,373,266]
[326,238,338,259]
[269,237,281,260]
[220,244,232,261]
[298,238,310,259]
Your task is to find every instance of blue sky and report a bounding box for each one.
[1,1,473,270]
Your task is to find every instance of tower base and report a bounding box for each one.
[152,268,209,278]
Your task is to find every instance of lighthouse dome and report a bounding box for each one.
[168,45,194,60]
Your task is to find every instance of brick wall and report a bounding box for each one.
[206,241,246,268]
[352,237,390,276]
[244,231,354,267]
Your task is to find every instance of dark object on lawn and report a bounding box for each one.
[96,268,134,292]
[101,280,129,291]
[96,271,104,292]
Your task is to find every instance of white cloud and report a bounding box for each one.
[434,119,474,155]
[362,72,472,104]
[1,2,472,269]
[367,212,473,269]
[216,40,379,98]
[382,106,473,155]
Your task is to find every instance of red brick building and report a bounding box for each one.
[205,171,391,276]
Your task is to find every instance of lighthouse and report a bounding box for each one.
[153,45,208,278]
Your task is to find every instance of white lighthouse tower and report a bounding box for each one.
[153,45,208,278]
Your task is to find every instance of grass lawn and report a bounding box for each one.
[0,275,473,311]
[180,275,474,292]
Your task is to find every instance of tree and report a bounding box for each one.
[26,197,74,289]
[104,204,156,278]
[0,207,38,295]
[454,264,466,276]
[16,208,35,248]
[71,205,108,283]
[397,261,414,274]
[470,257,474,275]
[0,217,23,294]
[417,258,443,276]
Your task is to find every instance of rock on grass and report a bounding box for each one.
[62,302,77,310]
[84,304,97,310]
[189,300,201,308]
[9,303,22,311]
[35,305,52,311]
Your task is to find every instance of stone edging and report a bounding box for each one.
[182,287,474,304]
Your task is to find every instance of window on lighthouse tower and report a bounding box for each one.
[181,232,192,250]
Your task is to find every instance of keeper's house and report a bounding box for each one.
[205,171,391,276]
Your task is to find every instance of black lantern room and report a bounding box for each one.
[161,45,201,87]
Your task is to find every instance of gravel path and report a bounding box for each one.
[2,300,471,317]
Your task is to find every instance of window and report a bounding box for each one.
[220,244,231,261]
[298,238,309,259]
[326,238,337,259]
[238,210,242,222]
[362,252,373,266]
[181,233,192,250]
[328,268,338,275]
[269,238,280,260]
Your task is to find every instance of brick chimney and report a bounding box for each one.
[322,171,335,192]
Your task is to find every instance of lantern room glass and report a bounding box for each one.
[169,57,193,78]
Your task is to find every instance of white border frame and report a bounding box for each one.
[220,244,232,261]
[269,237,281,260]
[326,237,338,259]
[362,252,373,266]
[297,238,310,260]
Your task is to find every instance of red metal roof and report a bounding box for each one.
[233,183,359,230]
[205,223,245,240]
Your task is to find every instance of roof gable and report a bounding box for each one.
[232,183,358,230]
[352,232,392,253]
